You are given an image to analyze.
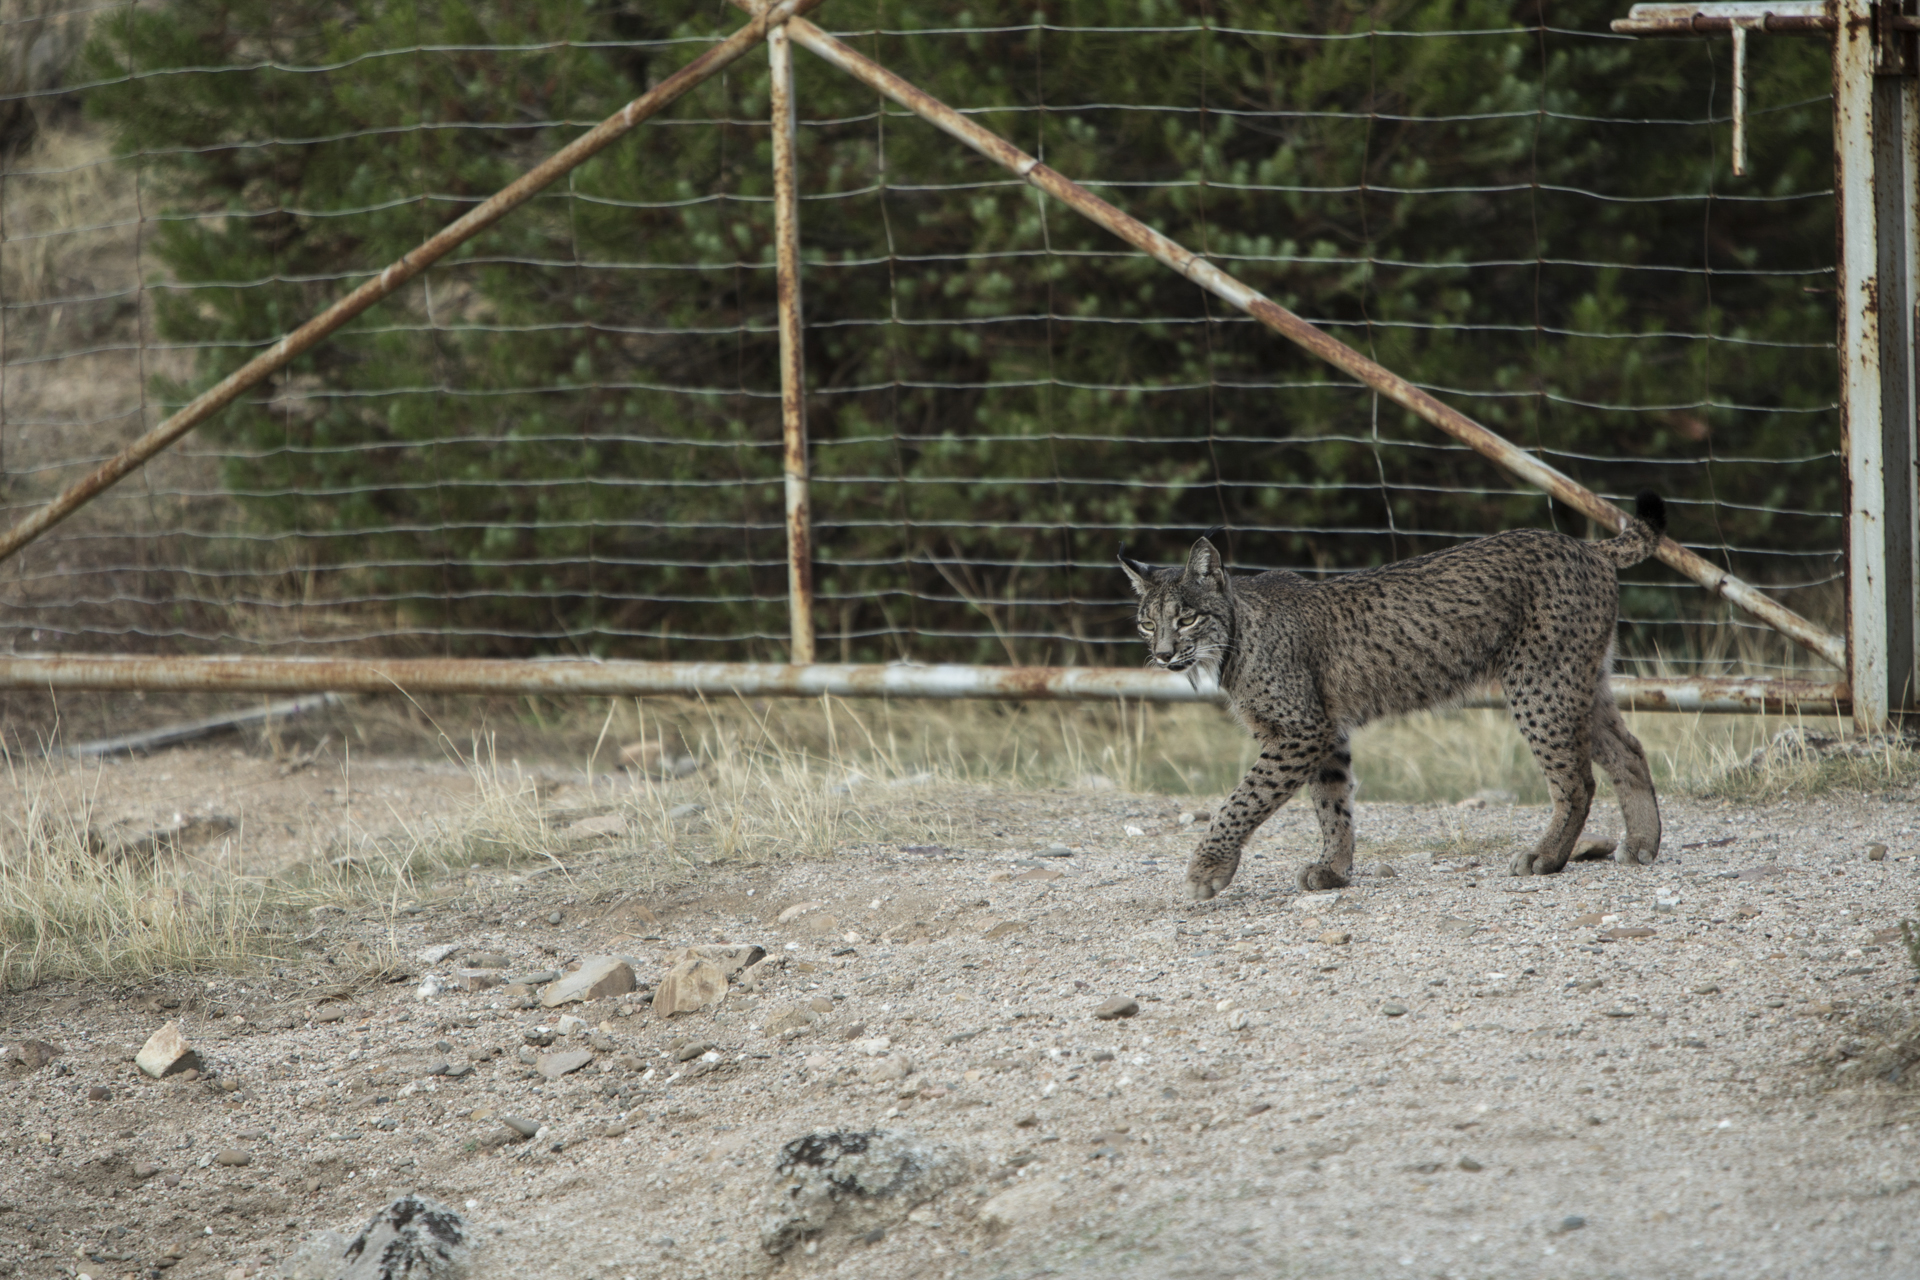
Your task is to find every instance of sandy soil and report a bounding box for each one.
[3,744,1919,1280]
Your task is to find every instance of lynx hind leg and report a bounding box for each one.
[1186,735,1326,901]
[1501,679,1596,877]
[1298,738,1356,892]
[1590,690,1661,865]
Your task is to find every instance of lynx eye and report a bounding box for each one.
[1176,613,1199,631]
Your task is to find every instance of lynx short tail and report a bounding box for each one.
[1593,491,1666,568]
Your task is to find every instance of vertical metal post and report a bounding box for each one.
[1732,24,1752,175]
[1837,0,1891,731]
[769,18,816,664]
[1873,0,1920,721]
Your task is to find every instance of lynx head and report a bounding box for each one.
[1118,532,1232,685]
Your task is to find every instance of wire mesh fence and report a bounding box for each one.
[0,0,1844,679]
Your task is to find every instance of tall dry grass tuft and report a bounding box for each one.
[0,750,285,991]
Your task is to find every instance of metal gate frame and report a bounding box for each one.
[0,0,1886,724]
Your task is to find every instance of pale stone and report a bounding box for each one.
[536,1049,594,1080]
[983,919,1028,940]
[778,901,826,923]
[563,813,626,841]
[539,956,636,1008]
[763,1004,820,1037]
[867,1054,912,1082]
[1093,997,1139,1021]
[651,956,727,1017]
[135,1022,202,1079]
[688,943,766,978]
[980,1178,1065,1229]
[759,1129,968,1256]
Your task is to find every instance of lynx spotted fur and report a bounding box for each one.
[1120,495,1667,900]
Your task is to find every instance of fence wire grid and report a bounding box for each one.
[0,0,1843,678]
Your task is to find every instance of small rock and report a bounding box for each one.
[651,955,727,1017]
[135,1022,202,1079]
[1123,825,1147,837]
[1458,1157,1483,1172]
[839,1022,867,1042]
[214,1148,251,1167]
[979,1177,1065,1229]
[563,813,626,842]
[983,919,1029,940]
[455,970,501,992]
[867,1054,913,1083]
[1294,891,1342,913]
[1227,1009,1252,1032]
[1868,844,1888,861]
[162,1172,182,1187]
[1177,813,1196,827]
[673,1040,714,1063]
[1600,927,1655,940]
[1559,1214,1587,1232]
[540,956,637,1008]
[501,1116,540,1138]
[1319,930,1352,946]
[418,944,459,965]
[1375,863,1398,878]
[855,1036,894,1056]
[1039,842,1075,857]
[5,1039,58,1071]
[762,1005,820,1038]
[1093,997,1139,1021]
[778,901,826,924]
[547,911,564,925]
[689,944,768,979]
[87,1085,111,1102]
[415,976,448,1001]
[804,1054,831,1071]
[1381,1002,1409,1017]
[133,1160,161,1179]
[468,953,509,969]
[809,996,834,1014]
[536,1050,594,1080]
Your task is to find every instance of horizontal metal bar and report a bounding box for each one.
[0,656,1850,713]
[1613,1,1833,34]
[745,1,1851,674]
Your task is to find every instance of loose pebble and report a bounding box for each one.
[1094,997,1140,1021]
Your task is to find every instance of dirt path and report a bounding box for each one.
[3,749,1918,1280]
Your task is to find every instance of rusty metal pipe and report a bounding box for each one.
[0,655,1850,713]
[0,0,825,568]
[769,19,817,664]
[739,1,1848,674]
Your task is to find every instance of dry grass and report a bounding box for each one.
[0,674,1903,992]
[0,750,293,991]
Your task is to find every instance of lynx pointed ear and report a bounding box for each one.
[1185,534,1225,583]
[1117,546,1154,597]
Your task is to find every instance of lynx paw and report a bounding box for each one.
[1297,863,1349,892]
[1187,874,1232,901]
[1615,841,1659,866]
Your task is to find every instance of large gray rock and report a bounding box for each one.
[759,1129,967,1256]
[281,1194,474,1280]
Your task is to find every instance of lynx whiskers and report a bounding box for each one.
[1121,495,1668,901]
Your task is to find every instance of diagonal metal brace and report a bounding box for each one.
[739,0,1847,671]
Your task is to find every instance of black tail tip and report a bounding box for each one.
[1633,491,1666,536]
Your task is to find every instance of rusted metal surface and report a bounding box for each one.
[769,19,817,664]
[1611,1,1832,33]
[0,0,824,569]
[1835,0,1892,731]
[0,655,1850,713]
[747,1,1849,673]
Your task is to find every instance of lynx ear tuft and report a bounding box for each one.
[1184,535,1222,582]
[1117,547,1154,596]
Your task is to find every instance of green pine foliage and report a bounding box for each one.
[83,0,1837,661]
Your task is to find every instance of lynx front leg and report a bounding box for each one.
[1186,737,1327,901]
[1502,679,1596,877]
[1299,738,1356,891]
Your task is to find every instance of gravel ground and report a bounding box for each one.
[3,749,1919,1280]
